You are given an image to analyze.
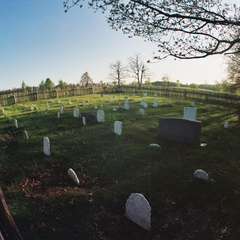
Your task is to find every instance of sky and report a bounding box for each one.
[0,0,238,91]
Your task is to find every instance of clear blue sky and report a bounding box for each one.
[0,0,237,91]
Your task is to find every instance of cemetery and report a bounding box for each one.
[0,92,240,240]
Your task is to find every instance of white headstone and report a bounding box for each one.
[82,116,86,125]
[194,169,209,181]
[143,102,148,108]
[154,93,157,97]
[124,101,129,110]
[57,112,60,118]
[23,130,29,140]
[190,102,195,107]
[43,137,50,156]
[224,121,229,128]
[153,100,158,107]
[73,108,80,117]
[149,143,160,148]
[46,103,49,111]
[60,103,63,114]
[97,109,105,122]
[114,121,122,135]
[138,108,145,115]
[14,119,18,128]
[125,193,151,231]
[67,168,80,185]
[140,99,145,106]
[183,107,197,121]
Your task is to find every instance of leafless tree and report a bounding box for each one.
[109,60,128,86]
[64,0,240,60]
[128,53,150,86]
[80,72,93,87]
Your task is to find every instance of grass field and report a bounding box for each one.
[0,93,240,240]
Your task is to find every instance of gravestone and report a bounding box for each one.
[97,110,105,122]
[73,108,80,117]
[14,119,18,128]
[143,102,148,108]
[114,121,122,135]
[153,100,158,107]
[57,112,60,118]
[149,143,160,148]
[58,99,60,103]
[82,101,86,106]
[194,169,209,181]
[67,168,80,185]
[140,99,145,106]
[183,107,197,121]
[81,112,97,122]
[154,93,157,97]
[143,93,147,97]
[124,102,129,110]
[46,103,49,111]
[43,137,50,156]
[138,108,145,115]
[94,104,98,109]
[125,193,151,231]
[224,121,229,128]
[82,116,86,125]
[159,117,201,145]
[23,130,29,140]
[38,107,41,112]
[190,102,195,107]
[68,98,71,104]
[60,103,63,114]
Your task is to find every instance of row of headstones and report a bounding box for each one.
[66,168,209,231]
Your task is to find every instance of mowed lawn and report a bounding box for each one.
[0,93,240,240]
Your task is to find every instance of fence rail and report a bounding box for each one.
[0,85,239,107]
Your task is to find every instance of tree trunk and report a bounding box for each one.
[0,187,23,240]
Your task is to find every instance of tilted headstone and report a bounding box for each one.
[60,103,63,114]
[97,109,105,122]
[114,121,122,135]
[153,100,158,107]
[194,169,209,181]
[138,108,145,115]
[73,108,80,117]
[224,121,229,128]
[43,137,50,156]
[125,193,151,231]
[67,168,80,185]
[82,116,86,125]
[183,107,197,121]
[159,117,201,145]
[23,130,29,140]
[124,101,129,110]
[14,119,18,128]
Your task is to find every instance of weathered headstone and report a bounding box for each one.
[82,116,86,125]
[138,108,145,115]
[67,168,80,185]
[46,103,49,111]
[60,103,63,114]
[190,102,195,107]
[97,109,105,122]
[125,193,151,231]
[224,121,229,128]
[124,101,129,110]
[43,137,50,156]
[38,107,41,112]
[73,108,80,117]
[23,130,29,140]
[154,93,157,97]
[114,121,122,135]
[143,102,148,108]
[159,117,201,145]
[140,99,145,106]
[143,93,147,97]
[82,101,86,106]
[153,100,158,107]
[81,112,97,122]
[14,119,18,128]
[94,104,98,109]
[194,169,209,181]
[183,107,197,121]
[68,98,71,104]
[57,112,60,118]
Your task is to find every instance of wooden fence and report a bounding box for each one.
[0,85,239,107]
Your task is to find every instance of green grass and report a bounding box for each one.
[0,93,240,240]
